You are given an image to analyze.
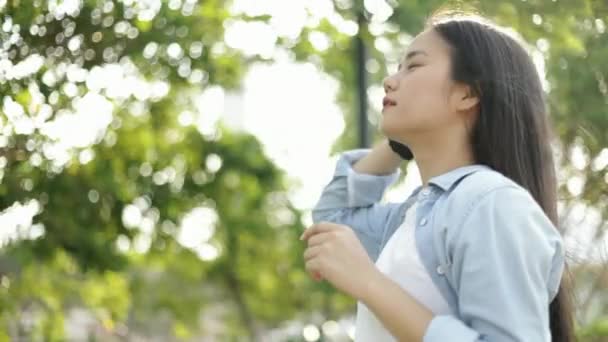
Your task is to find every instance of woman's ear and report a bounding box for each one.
[453,83,479,112]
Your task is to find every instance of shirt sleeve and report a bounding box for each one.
[311,149,401,261]
[423,186,565,342]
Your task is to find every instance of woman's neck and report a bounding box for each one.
[409,135,476,186]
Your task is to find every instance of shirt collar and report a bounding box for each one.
[428,164,491,192]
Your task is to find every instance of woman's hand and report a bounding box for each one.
[300,221,381,301]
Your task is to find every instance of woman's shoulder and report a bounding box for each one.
[452,166,522,199]
[440,167,560,243]
[439,167,531,218]
[441,167,560,248]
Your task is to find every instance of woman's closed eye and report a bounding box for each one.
[407,64,422,70]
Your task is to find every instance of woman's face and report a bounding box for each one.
[381,29,470,144]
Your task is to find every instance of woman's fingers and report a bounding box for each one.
[306,232,334,247]
[300,223,342,282]
[304,245,323,261]
[305,259,323,281]
[299,222,338,241]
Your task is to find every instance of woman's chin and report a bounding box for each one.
[380,120,401,138]
[380,123,412,145]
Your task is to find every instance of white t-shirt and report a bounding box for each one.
[355,202,451,341]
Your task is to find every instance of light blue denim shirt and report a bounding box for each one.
[312,149,565,342]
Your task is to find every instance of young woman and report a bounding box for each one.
[300,12,574,342]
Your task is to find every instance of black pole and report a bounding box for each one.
[355,10,369,148]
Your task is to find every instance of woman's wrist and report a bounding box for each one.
[359,266,387,304]
[352,139,403,175]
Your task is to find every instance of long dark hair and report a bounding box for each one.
[389,13,576,341]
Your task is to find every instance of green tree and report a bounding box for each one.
[0,1,352,340]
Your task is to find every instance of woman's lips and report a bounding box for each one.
[382,97,396,109]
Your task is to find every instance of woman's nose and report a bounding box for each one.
[383,75,397,93]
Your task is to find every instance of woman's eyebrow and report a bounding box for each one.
[398,50,428,69]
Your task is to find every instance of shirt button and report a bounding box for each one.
[436,265,445,275]
[420,188,431,196]
[420,218,428,226]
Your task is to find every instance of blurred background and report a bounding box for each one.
[0,0,607,341]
